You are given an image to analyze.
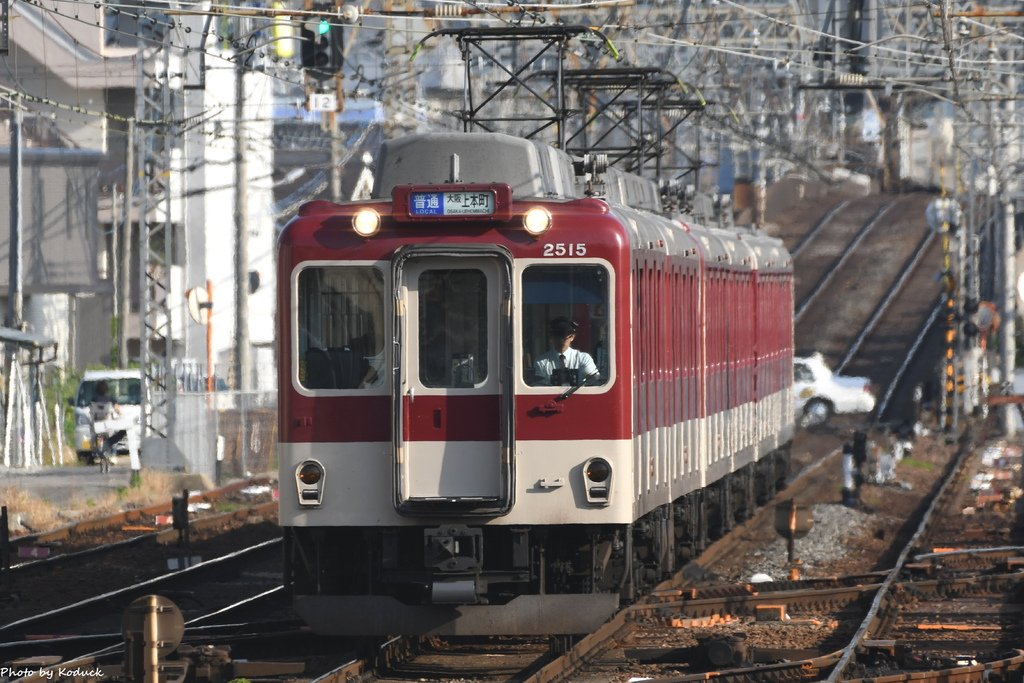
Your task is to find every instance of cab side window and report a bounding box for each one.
[521,265,610,387]
[297,266,386,391]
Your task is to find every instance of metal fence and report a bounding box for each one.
[0,328,60,470]
[152,390,277,485]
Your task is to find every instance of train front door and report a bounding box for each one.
[394,249,513,514]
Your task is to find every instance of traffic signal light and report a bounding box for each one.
[300,14,343,80]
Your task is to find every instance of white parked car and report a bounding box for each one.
[71,369,142,464]
[793,353,876,426]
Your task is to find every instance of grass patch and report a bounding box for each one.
[0,487,63,534]
[3,469,184,538]
[899,458,934,470]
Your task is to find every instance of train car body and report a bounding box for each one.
[277,132,794,636]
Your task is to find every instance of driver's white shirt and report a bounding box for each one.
[534,347,599,385]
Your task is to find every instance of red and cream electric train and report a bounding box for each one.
[277,132,794,636]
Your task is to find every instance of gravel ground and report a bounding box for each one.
[732,503,874,581]
[708,414,956,582]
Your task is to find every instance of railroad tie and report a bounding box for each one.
[916,623,1002,631]
[669,613,739,628]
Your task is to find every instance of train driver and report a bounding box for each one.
[533,317,600,386]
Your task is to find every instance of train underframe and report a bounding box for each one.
[285,448,791,636]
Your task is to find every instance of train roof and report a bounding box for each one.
[365,132,788,271]
[371,132,663,214]
[603,168,662,213]
[372,132,578,200]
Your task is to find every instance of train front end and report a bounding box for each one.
[277,133,634,636]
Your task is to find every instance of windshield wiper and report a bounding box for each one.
[556,371,599,402]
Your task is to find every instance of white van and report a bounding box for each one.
[793,353,876,426]
[71,369,142,464]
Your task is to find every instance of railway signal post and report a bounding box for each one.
[927,197,964,434]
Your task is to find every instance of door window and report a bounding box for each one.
[418,269,488,388]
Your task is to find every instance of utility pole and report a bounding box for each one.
[3,98,23,467]
[1000,193,1015,434]
[330,107,343,202]
[233,41,252,477]
[234,54,251,394]
[111,179,120,364]
[119,118,134,368]
[329,77,343,202]
[999,49,1017,435]
[7,99,22,330]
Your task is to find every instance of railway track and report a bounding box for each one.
[3,477,273,558]
[514,424,1020,683]
[0,503,280,628]
[792,194,897,318]
[787,192,947,429]
[254,420,955,682]
[795,194,934,365]
[3,501,277,578]
[859,209,1002,424]
[0,537,282,653]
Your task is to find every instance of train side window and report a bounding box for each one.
[521,264,609,387]
[296,266,386,391]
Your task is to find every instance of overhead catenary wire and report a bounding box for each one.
[9,0,1021,188]
[8,0,1008,146]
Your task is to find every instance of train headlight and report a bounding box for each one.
[352,209,381,237]
[295,459,325,506]
[522,207,552,236]
[582,457,612,506]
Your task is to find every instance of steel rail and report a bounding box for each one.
[625,433,993,683]
[789,199,851,258]
[863,211,1001,421]
[9,585,291,679]
[875,299,942,420]
[6,476,272,549]
[8,530,151,571]
[7,501,277,574]
[0,616,303,660]
[836,229,936,374]
[844,650,1024,683]
[523,447,844,683]
[825,429,976,682]
[794,200,899,322]
[630,582,881,618]
[636,651,845,683]
[913,544,1024,562]
[0,538,281,637]
[632,571,1024,627]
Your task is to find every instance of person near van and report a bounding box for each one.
[90,381,120,421]
[90,381,127,465]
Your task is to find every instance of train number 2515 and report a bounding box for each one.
[542,243,587,257]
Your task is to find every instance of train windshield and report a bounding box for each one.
[522,265,609,387]
[296,266,386,390]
